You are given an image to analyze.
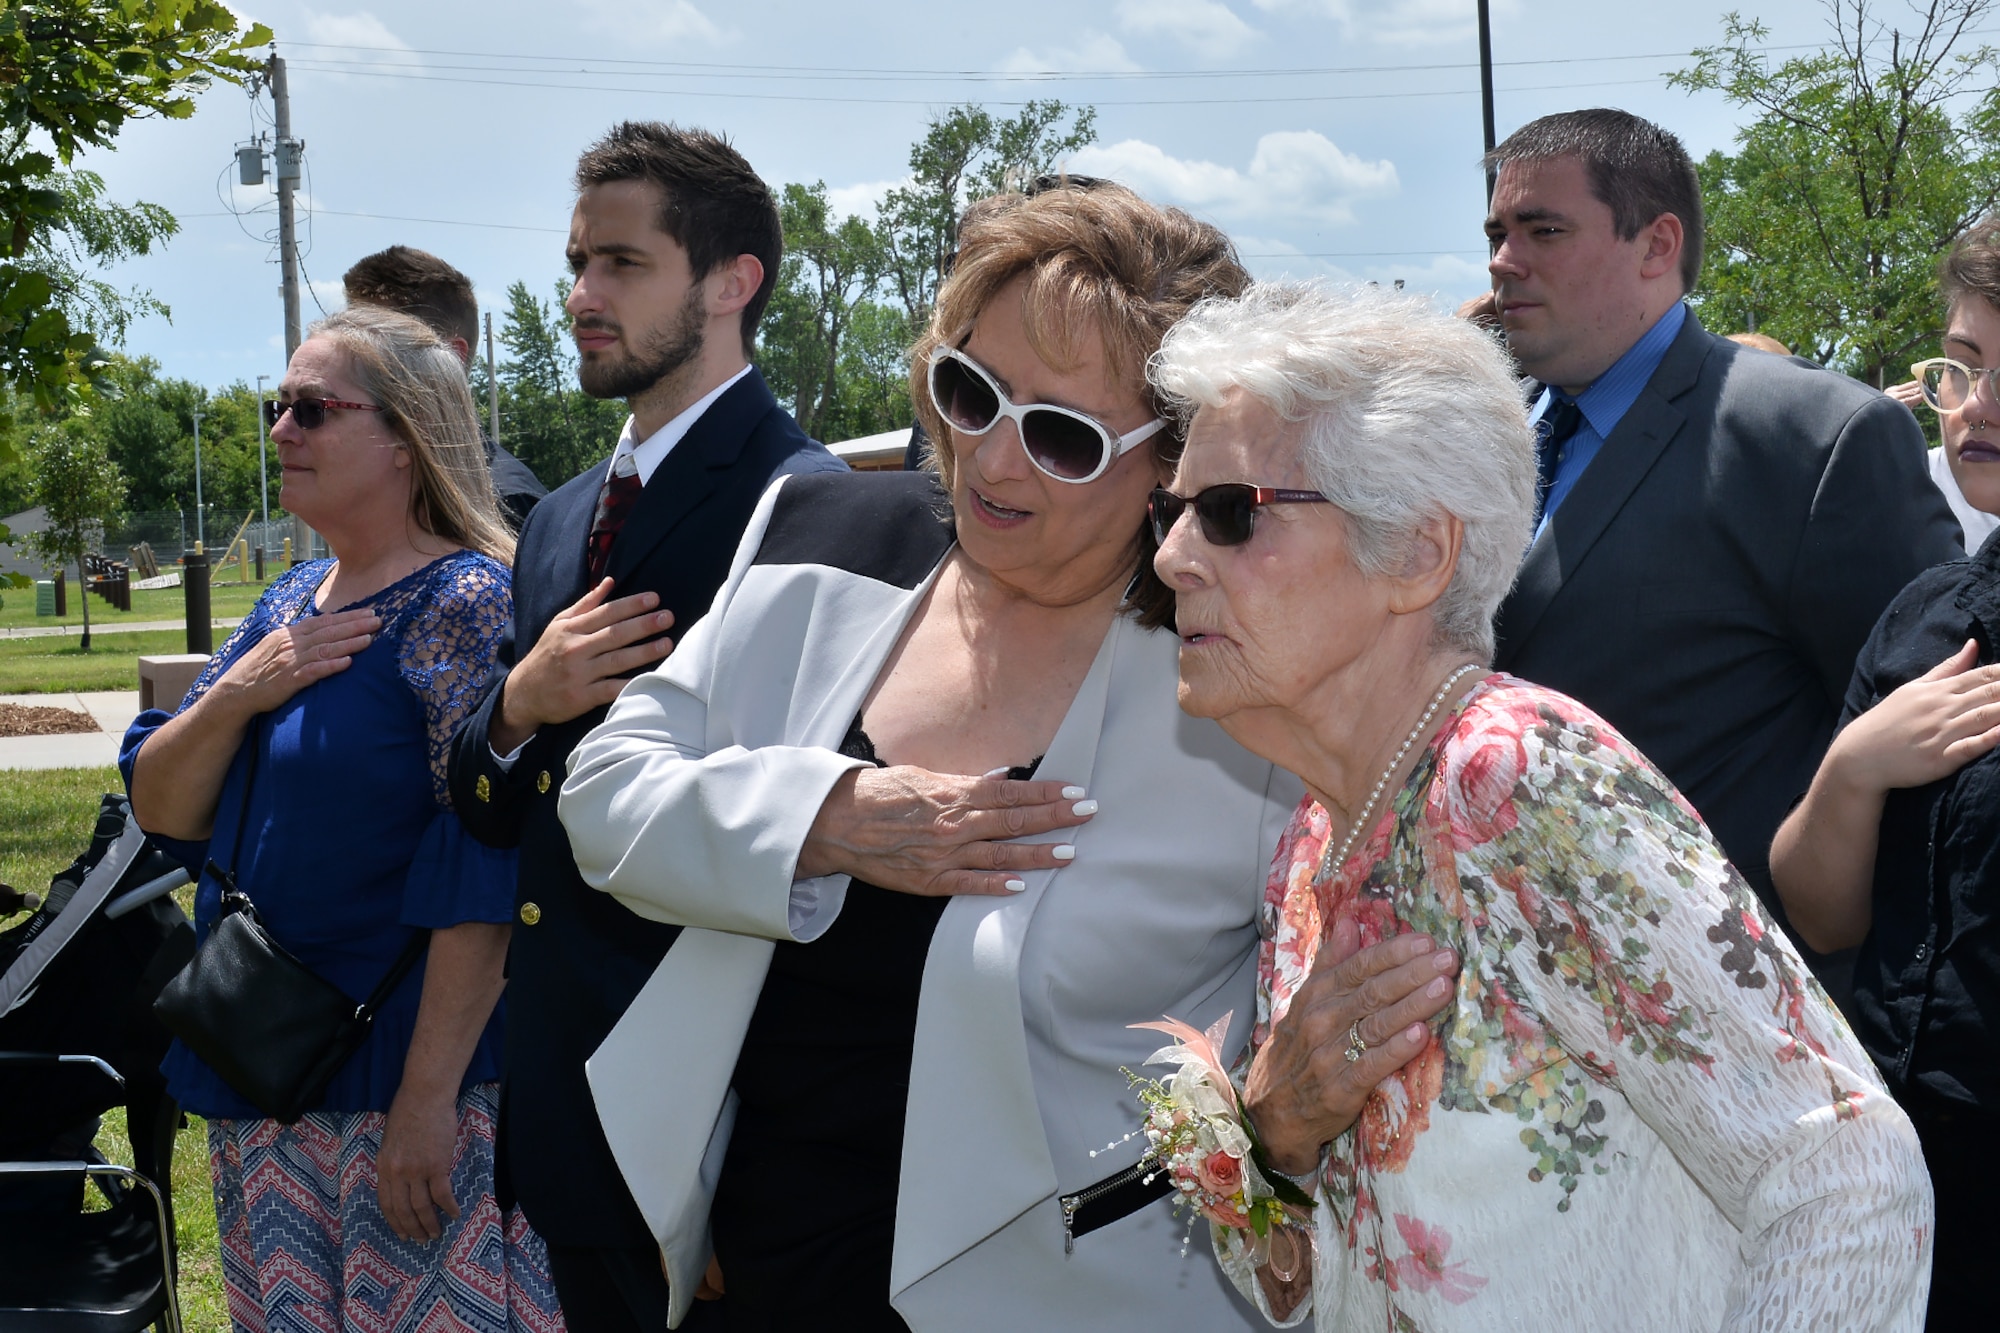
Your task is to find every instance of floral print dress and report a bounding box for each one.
[1217,675,1932,1332]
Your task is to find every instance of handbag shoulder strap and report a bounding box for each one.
[210,715,432,1019]
[203,721,263,906]
[356,928,432,1020]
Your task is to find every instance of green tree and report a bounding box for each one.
[0,0,269,446]
[22,420,124,647]
[753,101,1097,446]
[495,280,623,489]
[761,182,892,441]
[1673,1,2000,384]
[877,101,1098,331]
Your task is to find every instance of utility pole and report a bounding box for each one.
[270,53,303,360]
[191,410,206,552]
[1478,0,1498,202]
[485,311,500,443]
[268,49,313,556]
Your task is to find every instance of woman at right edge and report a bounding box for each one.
[1772,216,2000,1331]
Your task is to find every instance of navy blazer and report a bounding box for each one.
[448,367,845,1247]
[1494,314,1962,926]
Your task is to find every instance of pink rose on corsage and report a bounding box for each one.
[1198,1149,1244,1197]
[1120,1012,1315,1247]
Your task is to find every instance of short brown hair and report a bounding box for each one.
[909,181,1248,630]
[342,246,479,352]
[574,122,781,359]
[1941,216,2000,319]
[1486,109,1705,294]
[310,306,514,566]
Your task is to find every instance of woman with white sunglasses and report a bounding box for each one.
[557,182,1453,1331]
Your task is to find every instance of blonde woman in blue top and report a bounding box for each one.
[123,307,564,1332]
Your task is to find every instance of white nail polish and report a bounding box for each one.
[1061,786,1087,799]
[1052,844,1077,861]
[1071,799,1098,816]
[1004,878,1028,893]
[985,767,1014,779]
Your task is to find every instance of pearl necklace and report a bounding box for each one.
[1315,662,1483,887]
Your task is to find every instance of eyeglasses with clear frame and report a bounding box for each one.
[1909,358,2000,413]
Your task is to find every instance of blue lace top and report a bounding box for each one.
[120,551,518,1118]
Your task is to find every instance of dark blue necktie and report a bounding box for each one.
[1532,397,1585,527]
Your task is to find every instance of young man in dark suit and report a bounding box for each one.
[1474,109,1962,998]
[448,122,844,1332]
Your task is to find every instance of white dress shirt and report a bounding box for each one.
[493,363,754,767]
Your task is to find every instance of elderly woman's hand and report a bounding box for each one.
[796,766,1099,897]
[214,606,381,717]
[1244,918,1458,1176]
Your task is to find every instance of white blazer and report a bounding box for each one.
[560,472,1301,1329]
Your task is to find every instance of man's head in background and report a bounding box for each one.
[343,246,480,366]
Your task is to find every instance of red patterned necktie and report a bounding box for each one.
[586,453,643,582]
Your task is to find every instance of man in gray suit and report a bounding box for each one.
[1477,109,1962,994]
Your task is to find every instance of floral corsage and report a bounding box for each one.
[1123,1012,1315,1272]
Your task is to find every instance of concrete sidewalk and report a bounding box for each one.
[0,691,140,771]
[0,617,241,640]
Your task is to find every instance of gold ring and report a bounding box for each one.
[1344,1018,1369,1063]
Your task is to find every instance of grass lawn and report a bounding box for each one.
[2,768,228,1331]
[0,575,274,633]
[0,629,196,694]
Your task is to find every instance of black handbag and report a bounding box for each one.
[153,722,430,1124]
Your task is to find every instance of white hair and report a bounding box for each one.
[1149,281,1535,660]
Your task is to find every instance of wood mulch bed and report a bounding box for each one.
[0,703,99,737]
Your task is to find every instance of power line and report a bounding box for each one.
[273,38,1849,81]
[281,62,1672,108]
[179,206,567,234]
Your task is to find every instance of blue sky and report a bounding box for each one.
[68,0,1964,397]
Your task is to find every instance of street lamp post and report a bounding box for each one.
[191,410,206,552]
[256,374,271,541]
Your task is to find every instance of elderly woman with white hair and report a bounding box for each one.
[1147,283,1934,1331]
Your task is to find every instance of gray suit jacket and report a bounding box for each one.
[1494,312,1962,915]
[558,472,1299,1329]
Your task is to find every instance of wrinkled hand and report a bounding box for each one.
[377,1086,461,1243]
[1884,379,1926,411]
[796,766,1098,897]
[1829,639,2000,794]
[215,607,378,714]
[1244,918,1458,1176]
[493,578,675,752]
[1456,291,1501,332]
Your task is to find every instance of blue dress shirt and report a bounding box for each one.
[1531,301,1688,541]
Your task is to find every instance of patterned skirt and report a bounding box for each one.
[207,1081,565,1333]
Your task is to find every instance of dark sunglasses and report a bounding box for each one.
[927,346,1165,484]
[1149,484,1331,547]
[262,396,385,431]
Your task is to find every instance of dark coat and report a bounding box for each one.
[448,367,845,1248]
[1494,313,1963,926]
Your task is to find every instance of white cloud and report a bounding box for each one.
[299,10,417,67]
[1000,33,1141,75]
[1249,0,1519,47]
[825,178,908,222]
[1239,240,1487,298]
[1071,131,1398,226]
[1115,0,1257,55]
[307,279,347,310]
[573,0,731,45]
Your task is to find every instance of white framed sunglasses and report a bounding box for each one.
[926,345,1167,484]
